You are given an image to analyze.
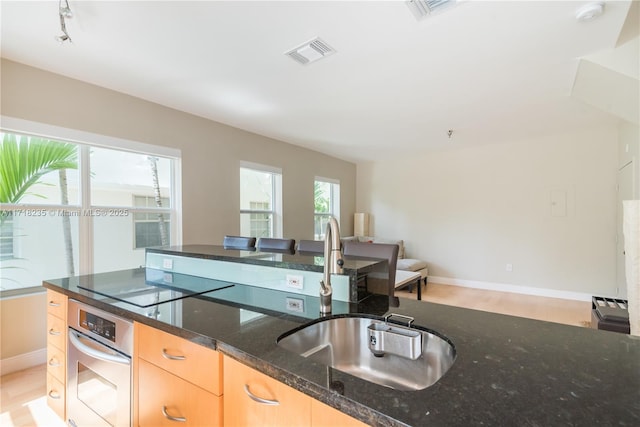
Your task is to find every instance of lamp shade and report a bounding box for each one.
[354,213,370,237]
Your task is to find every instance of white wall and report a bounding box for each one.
[357,126,619,297]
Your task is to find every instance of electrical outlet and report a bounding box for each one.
[163,273,173,283]
[505,263,513,272]
[286,297,305,313]
[162,258,173,270]
[286,274,304,289]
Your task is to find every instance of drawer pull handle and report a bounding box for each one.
[48,390,61,399]
[243,384,280,406]
[49,329,61,336]
[48,358,60,367]
[161,349,186,360]
[162,406,186,422]
[48,301,61,307]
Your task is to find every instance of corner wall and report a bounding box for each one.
[357,127,618,297]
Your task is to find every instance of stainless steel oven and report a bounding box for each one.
[67,300,133,427]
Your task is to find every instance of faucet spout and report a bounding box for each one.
[319,217,343,314]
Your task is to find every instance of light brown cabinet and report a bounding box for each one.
[311,400,368,427]
[134,322,223,427]
[46,289,67,421]
[223,355,310,427]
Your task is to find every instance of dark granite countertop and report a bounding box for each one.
[44,269,640,426]
[146,244,383,273]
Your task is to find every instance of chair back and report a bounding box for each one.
[257,238,296,253]
[297,240,324,254]
[223,235,256,250]
[343,241,400,307]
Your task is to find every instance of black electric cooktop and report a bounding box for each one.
[77,268,234,308]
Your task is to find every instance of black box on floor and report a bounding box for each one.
[591,296,630,334]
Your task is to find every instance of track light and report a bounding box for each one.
[56,0,73,44]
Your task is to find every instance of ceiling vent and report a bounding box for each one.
[285,37,336,65]
[406,0,457,20]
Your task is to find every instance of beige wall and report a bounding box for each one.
[357,126,619,296]
[0,293,46,361]
[0,59,356,363]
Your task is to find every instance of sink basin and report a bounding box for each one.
[276,315,456,391]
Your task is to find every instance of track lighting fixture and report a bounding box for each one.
[56,0,73,44]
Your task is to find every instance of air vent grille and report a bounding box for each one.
[285,37,336,65]
[406,0,457,20]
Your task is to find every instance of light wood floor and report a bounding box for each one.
[396,282,592,327]
[1,283,592,427]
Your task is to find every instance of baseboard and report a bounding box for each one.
[0,348,46,376]
[428,276,593,302]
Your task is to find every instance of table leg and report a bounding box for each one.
[416,278,422,300]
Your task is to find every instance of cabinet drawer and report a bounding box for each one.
[47,343,66,384]
[46,373,66,422]
[46,289,67,321]
[311,400,367,427]
[135,322,222,395]
[223,356,311,427]
[138,359,222,427]
[47,313,66,351]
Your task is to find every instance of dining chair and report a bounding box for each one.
[343,240,400,307]
[257,237,296,253]
[223,235,256,250]
[296,239,324,254]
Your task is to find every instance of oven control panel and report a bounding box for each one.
[79,309,116,342]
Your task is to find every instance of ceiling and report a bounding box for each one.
[0,1,635,163]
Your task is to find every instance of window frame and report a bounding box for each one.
[0,116,182,297]
[314,177,340,240]
[239,161,283,239]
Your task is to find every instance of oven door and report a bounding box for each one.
[67,328,132,427]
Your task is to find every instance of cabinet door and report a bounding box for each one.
[223,356,311,427]
[46,289,67,321]
[47,342,66,384]
[138,359,222,427]
[311,400,368,427]
[135,322,222,395]
[46,373,66,421]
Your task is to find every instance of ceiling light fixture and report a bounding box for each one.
[56,0,73,44]
[406,0,457,21]
[575,2,605,22]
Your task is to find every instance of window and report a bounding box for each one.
[0,124,180,296]
[0,213,14,260]
[314,178,340,240]
[240,163,282,239]
[133,195,171,249]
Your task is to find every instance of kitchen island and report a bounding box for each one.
[44,268,640,426]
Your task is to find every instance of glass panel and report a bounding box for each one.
[93,215,149,274]
[314,181,331,214]
[240,168,273,211]
[314,214,331,240]
[91,148,172,208]
[240,213,272,238]
[0,132,79,205]
[77,362,117,426]
[0,212,79,291]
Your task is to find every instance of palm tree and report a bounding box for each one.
[0,133,77,209]
[1,133,78,273]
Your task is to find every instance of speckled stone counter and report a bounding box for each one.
[44,269,640,426]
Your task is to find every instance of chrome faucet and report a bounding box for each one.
[319,217,344,314]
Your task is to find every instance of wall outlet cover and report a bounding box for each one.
[286,297,305,313]
[286,274,304,289]
[162,258,173,270]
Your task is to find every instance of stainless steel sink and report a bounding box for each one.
[276,315,456,391]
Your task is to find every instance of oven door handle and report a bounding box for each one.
[68,330,131,365]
